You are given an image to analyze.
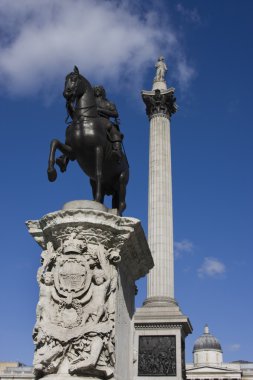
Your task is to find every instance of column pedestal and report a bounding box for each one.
[26,201,153,380]
[133,301,192,380]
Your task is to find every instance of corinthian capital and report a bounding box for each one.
[142,88,177,119]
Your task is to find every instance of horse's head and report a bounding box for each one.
[63,66,86,102]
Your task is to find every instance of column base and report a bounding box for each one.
[143,296,178,307]
[133,300,192,380]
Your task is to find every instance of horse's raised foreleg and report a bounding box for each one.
[47,139,73,182]
[94,146,104,203]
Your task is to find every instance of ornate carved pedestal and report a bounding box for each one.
[26,201,153,380]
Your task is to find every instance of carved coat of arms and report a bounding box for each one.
[33,235,120,379]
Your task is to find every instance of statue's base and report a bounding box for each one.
[62,200,118,215]
[41,376,106,380]
[133,297,192,380]
[27,201,153,380]
[152,79,167,91]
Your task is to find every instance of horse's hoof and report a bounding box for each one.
[118,202,126,216]
[56,156,68,172]
[47,168,57,182]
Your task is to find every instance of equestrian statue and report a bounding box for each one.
[47,66,129,215]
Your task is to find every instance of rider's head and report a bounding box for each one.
[94,85,106,99]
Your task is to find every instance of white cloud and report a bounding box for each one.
[228,343,241,352]
[176,3,201,24]
[176,60,196,89]
[174,239,194,258]
[198,257,226,278]
[0,0,194,97]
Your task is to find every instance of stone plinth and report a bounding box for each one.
[133,301,192,380]
[26,201,153,380]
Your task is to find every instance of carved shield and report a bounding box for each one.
[54,255,91,299]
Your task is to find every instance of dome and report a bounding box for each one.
[193,325,222,352]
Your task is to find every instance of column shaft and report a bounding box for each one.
[147,114,174,299]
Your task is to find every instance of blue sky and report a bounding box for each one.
[0,0,252,365]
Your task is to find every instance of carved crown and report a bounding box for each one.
[62,236,87,254]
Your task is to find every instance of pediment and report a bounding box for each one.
[186,365,241,374]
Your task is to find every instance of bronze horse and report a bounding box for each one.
[47,66,129,215]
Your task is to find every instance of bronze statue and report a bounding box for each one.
[47,66,129,215]
[93,85,123,159]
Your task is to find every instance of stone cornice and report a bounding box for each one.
[135,323,185,329]
[26,206,154,280]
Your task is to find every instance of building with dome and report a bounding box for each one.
[186,325,253,380]
[192,324,223,367]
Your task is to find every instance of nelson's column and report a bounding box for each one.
[133,57,192,379]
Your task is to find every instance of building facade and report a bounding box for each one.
[186,325,253,380]
[0,362,33,380]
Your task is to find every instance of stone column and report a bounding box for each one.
[26,200,153,380]
[148,110,174,300]
[142,71,177,305]
[133,58,192,380]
